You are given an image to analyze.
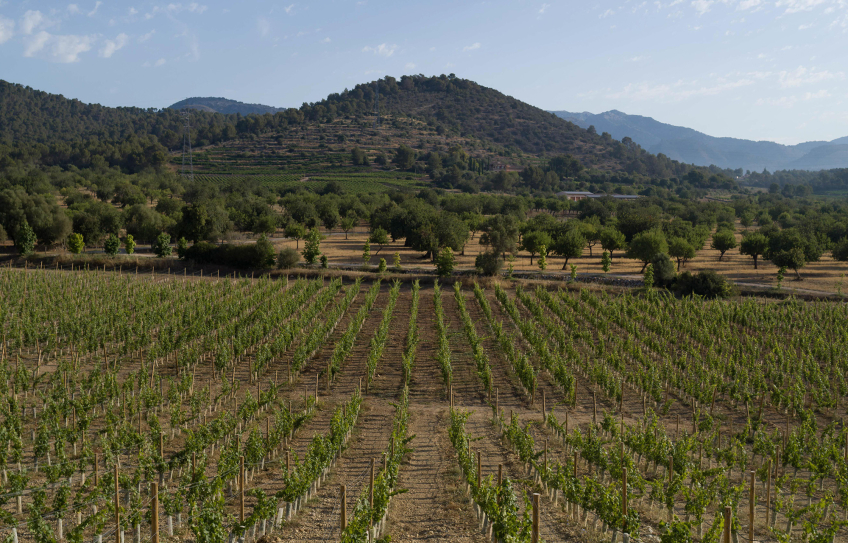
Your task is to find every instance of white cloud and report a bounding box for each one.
[737,0,762,10]
[538,3,550,14]
[405,62,416,70]
[138,29,155,42]
[776,0,827,13]
[600,8,615,17]
[67,4,81,14]
[284,4,295,13]
[21,11,45,35]
[607,77,755,102]
[629,55,649,62]
[321,37,331,43]
[755,96,798,107]
[0,16,14,44]
[691,0,714,16]
[99,32,128,57]
[429,46,436,51]
[362,43,397,57]
[129,7,139,15]
[155,57,166,66]
[25,30,95,62]
[87,1,102,17]
[798,22,814,29]
[804,89,830,99]
[257,17,270,37]
[462,42,481,51]
[778,66,842,87]
[165,3,208,14]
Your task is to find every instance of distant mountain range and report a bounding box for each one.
[169,97,284,115]
[551,109,848,172]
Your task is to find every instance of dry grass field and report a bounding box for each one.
[268,227,848,296]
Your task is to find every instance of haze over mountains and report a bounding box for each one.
[552,110,848,173]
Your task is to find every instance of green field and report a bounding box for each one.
[192,172,428,193]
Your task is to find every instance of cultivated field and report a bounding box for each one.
[2,267,847,543]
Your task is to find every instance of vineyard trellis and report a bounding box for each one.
[1,266,848,543]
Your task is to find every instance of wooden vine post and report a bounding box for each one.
[622,467,628,533]
[749,471,755,543]
[765,460,772,523]
[114,464,120,543]
[369,458,375,509]
[239,456,245,526]
[340,485,347,530]
[723,506,732,543]
[477,451,482,488]
[151,482,159,543]
[531,493,540,543]
[592,391,597,425]
[541,389,546,424]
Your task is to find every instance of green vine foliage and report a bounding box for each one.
[340,386,411,542]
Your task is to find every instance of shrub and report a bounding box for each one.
[475,251,502,276]
[176,237,189,258]
[674,270,733,299]
[302,228,323,264]
[183,240,277,269]
[153,233,172,257]
[377,258,387,273]
[124,234,136,255]
[15,222,37,256]
[67,232,85,254]
[650,253,676,287]
[104,234,120,256]
[277,247,300,269]
[435,246,455,276]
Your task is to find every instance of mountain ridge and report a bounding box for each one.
[552,109,848,172]
[168,97,285,115]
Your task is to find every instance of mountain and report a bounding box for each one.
[306,75,717,181]
[552,109,848,172]
[168,97,284,115]
[0,75,733,187]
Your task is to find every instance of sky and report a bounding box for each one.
[0,0,846,145]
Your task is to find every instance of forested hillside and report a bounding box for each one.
[169,97,285,115]
[1,75,728,184]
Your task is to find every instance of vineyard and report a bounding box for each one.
[190,173,427,194]
[2,265,848,543]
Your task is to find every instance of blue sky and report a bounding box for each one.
[0,0,846,145]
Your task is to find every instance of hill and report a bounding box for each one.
[302,75,709,180]
[168,97,285,115]
[552,109,848,172]
[0,74,737,189]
